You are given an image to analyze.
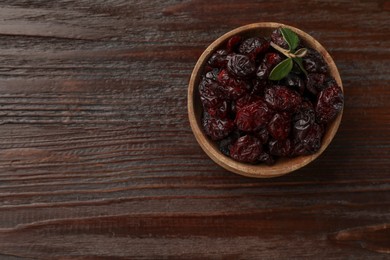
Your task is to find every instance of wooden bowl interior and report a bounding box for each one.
[188,22,343,178]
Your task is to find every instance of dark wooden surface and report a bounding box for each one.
[0,0,389,259]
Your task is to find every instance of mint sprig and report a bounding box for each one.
[268,28,308,81]
[269,58,293,81]
[280,28,299,51]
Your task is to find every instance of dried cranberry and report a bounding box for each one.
[218,131,240,156]
[268,112,291,140]
[230,135,262,163]
[205,68,220,81]
[315,83,344,124]
[235,100,273,132]
[254,127,269,144]
[256,53,283,80]
[270,28,290,49]
[306,73,326,95]
[303,48,328,74]
[251,79,269,96]
[227,54,256,78]
[258,151,275,165]
[292,123,323,155]
[292,101,315,137]
[269,139,292,157]
[282,73,305,94]
[207,100,229,119]
[239,37,269,59]
[198,78,223,109]
[226,35,242,53]
[264,85,302,112]
[202,113,234,141]
[234,94,262,113]
[207,49,229,68]
[217,69,249,100]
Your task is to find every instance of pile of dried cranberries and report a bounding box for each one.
[199,27,344,165]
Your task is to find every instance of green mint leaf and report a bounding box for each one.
[269,58,293,81]
[280,28,299,51]
[292,57,308,76]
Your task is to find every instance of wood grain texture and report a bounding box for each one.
[0,0,388,259]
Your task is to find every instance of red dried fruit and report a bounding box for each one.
[292,101,315,137]
[264,85,302,112]
[292,123,323,155]
[254,127,269,144]
[306,73,326,95]
[227,54,256,78]
[258,151,275,165]
[217,69,249,100]
[198,78,223,109]
[226,35,242,53]
[251,79,269,96]
[207,100,229,119]
[282,73,305,94]
[205,68,220,81]
[239,37,269,59]
[315,83,344,124]
[234,94,262,113]
[218,131,240,156]
[270,28,290,49]
[207,49,229,68]
[269,138,292,157]
[202,113,234,141]
[267,112,291,140]
[303,48,328,74]
[230,135,262,163]
[235,99,273,132]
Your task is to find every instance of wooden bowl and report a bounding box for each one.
[188,22,343,178]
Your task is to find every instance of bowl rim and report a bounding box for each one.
[188,22,343,178]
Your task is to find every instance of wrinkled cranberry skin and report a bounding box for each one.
[226,35,242,53]
[268,112,291,140]
[270,28,290,49]
[235,100,273,132]
[251,79,269,96]
[269,139,292,157]
[202,113,234,141]
[282,73,305,94]
[234,94,262,113]
[218,131,240,156]
[293,101,315,137]
[303,48,328,74]
[293,123,323,155]
[198,78,223,109]
[258,151,275,165]
[230,135,262,163]
[217,69,249,100]
[207,100,229,119]
[256,53,283,80]
[306,73,326,95]
[227,54,256,78]
[254,128,269,144]
[207,49,229,68]
[264,85,302,112]
[205,68,220,81]
[239,37,269,59]
[315,84,344,124]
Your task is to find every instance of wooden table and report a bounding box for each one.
[0,1,388,259]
